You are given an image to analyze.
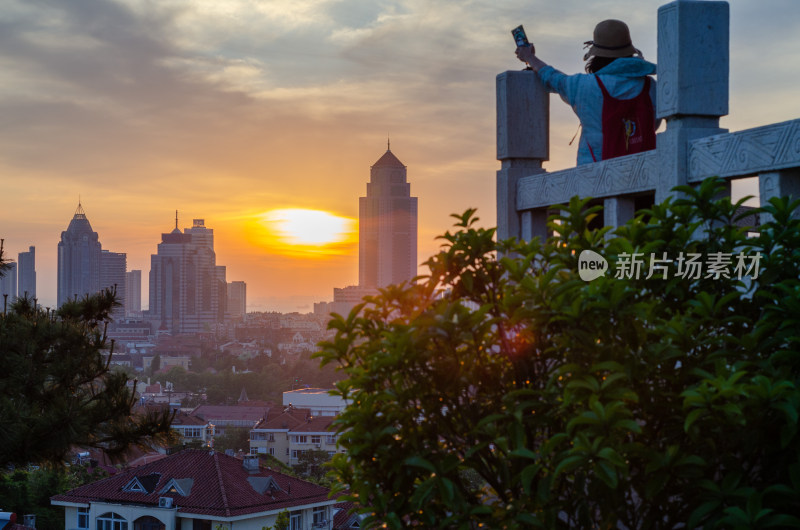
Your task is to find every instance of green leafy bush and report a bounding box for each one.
[318,179,800,529]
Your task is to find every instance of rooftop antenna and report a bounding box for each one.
[175,210,178,230]
[387,134,390,151]
[74,196,86,218]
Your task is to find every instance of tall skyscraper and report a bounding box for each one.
[148,216,226,334]
[57,203,128,314]
[17,246,35,299]
[58,202,101,307]
[227,280,247,320]
[359,144,418,288]
[1,262,17,303]
[100,250,127,321]
[126,270,142,316]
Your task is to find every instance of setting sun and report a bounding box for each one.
[252,208,357,256]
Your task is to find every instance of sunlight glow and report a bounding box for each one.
[253,208,357,257]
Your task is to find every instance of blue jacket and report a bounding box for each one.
[539,58,658,165]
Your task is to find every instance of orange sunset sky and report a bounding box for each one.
[1,0,799,313]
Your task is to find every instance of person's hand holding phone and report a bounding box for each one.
[512,25,536,67]
[516,44,536,64]
[512,24,546,72]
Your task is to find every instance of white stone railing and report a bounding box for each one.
[496,0,800,240]
[688,120,800,182]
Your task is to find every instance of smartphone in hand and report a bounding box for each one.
[511,25,530,47]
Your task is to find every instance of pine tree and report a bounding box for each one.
[0,259,176,466]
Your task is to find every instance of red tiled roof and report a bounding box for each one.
[172,412,209,427]
[254,407,311,429]
[51,450,332,517]
[254,409,310,431]
[290,416,336,433]
[332,501,356,529]
[172,416,208,427]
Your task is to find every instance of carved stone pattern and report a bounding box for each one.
[656,4,678,117]
[516,151,657,210]
[688,119,800,182]
[761,174,776,196]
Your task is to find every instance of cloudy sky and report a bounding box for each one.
[1,0,798,313]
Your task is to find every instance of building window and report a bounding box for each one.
[184,427,201,438]
[250,448,258,455]
[294,435,307,444]
[311,435,321,445]
[326,435,337,445]
[268,433,275,442]
[97,513,127,530]
[289,512,302,530]
[77,508,89,529]
[133,516,165,530]
[312,507,326,525]
[285,447,289,456]
[269,448,275,456]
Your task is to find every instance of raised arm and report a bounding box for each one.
[515,45,547,72]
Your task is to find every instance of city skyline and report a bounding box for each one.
[1,0,798,313]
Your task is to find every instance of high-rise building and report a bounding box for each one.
[58,203,128,314]
[100,250,127,321]
[58,202,101,307]
[1,262,17,304]
[216,265,227,322]
[17,246,35,299]
[228,280,247,320]
[358,145,418,288]
[126,270,142,316]
[331,285,377,317]
[148,216,226,334]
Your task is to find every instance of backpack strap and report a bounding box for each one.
[595,75,612,98]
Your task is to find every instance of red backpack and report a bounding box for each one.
[594,76,656,161]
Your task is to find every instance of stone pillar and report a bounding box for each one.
[497,70,549,240]
[521,209,549,241]
[604,197,636,236]
[759,169,800,224]
[655,0,730,203]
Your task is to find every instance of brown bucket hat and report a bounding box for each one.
[583,19,641,61]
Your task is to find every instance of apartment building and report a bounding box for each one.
[250,409,341,466]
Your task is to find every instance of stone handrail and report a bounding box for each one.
[515,118,800,211]
[688,119,800,182]
[516,151,657,211]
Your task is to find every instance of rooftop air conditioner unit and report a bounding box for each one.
[158,497,173,509]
